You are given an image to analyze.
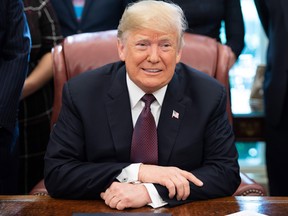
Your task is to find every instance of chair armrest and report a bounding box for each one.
[233,172,266,196]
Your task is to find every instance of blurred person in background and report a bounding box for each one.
[0,0,30,194]
[254,0,288,196]
[18,0,62,194]
[50,0,133,37]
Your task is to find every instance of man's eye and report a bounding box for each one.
[162,43,171,47]
[136,43,148,50]
[136,43,147,47]
[160,43,172,50]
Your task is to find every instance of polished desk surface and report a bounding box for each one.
[1,196,288,216]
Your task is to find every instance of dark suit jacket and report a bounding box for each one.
[44,62,240,206]
[254,0,288,126]
[50,0,132,37]
[0,0,30,132]
[171,0,245,58]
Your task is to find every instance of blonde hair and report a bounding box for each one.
[117,0,187,48]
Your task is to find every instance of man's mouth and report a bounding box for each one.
[143,68,162,73]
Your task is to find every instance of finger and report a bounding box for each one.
[102,191,116,206]
[182,178,190,200]
[100,192,105,200]
[109,196,122,209]
[170,175,185,201]
[116,201,126,210]
[100,189,110,201]
[163,178,176,199]
[173,175,191,201]
[182,171,203,186]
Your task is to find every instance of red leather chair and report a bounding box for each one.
[30,30,266,196]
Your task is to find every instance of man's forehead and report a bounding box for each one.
[129,29,178,41]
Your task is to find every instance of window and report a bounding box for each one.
[230,0,268,115]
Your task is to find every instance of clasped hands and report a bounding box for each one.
[100,164,203,210]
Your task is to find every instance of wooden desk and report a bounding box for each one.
[1,195,288,216]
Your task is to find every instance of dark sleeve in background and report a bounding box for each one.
[224,0,245,58]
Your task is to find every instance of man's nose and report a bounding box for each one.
[147,45,160,63]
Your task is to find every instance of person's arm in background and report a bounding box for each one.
[224,0,245,68]
[21,53,53,99]
[254,0,269,37]
[21,0,62,99]
[0,0,30,131]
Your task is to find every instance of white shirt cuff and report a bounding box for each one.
[143,183,167,208]
[116,164,167,208]
[116,163,141,183]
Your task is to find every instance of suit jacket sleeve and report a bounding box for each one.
[0,0,30,131]
[224,0,245,58]
[44,82,131,199]
[155,74,240,206]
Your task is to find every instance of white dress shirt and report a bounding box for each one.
[116,74,168,208]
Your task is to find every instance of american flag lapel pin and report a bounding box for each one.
[172,110,179,119]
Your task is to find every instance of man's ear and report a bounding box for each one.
[176,48,183,63]
[117,39,125,61]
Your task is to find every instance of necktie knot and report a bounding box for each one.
[141,94,156,108]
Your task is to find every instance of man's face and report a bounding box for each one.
[117,28,182,93]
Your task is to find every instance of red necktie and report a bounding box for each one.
[130,94,158,164]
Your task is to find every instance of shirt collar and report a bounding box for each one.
[126,73,167,109]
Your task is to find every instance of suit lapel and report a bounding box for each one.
[64,0,78,24]
[157,72,187,165]
[105,64,188,164]
[106,66,133,162]
[81,0,92,23]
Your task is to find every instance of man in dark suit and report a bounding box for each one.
[50,0,132,37]
[0,0,30,194]
[254,0,288,196]
[44,0,240,209]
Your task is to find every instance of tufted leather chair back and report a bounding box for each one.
[51,30,232,126]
